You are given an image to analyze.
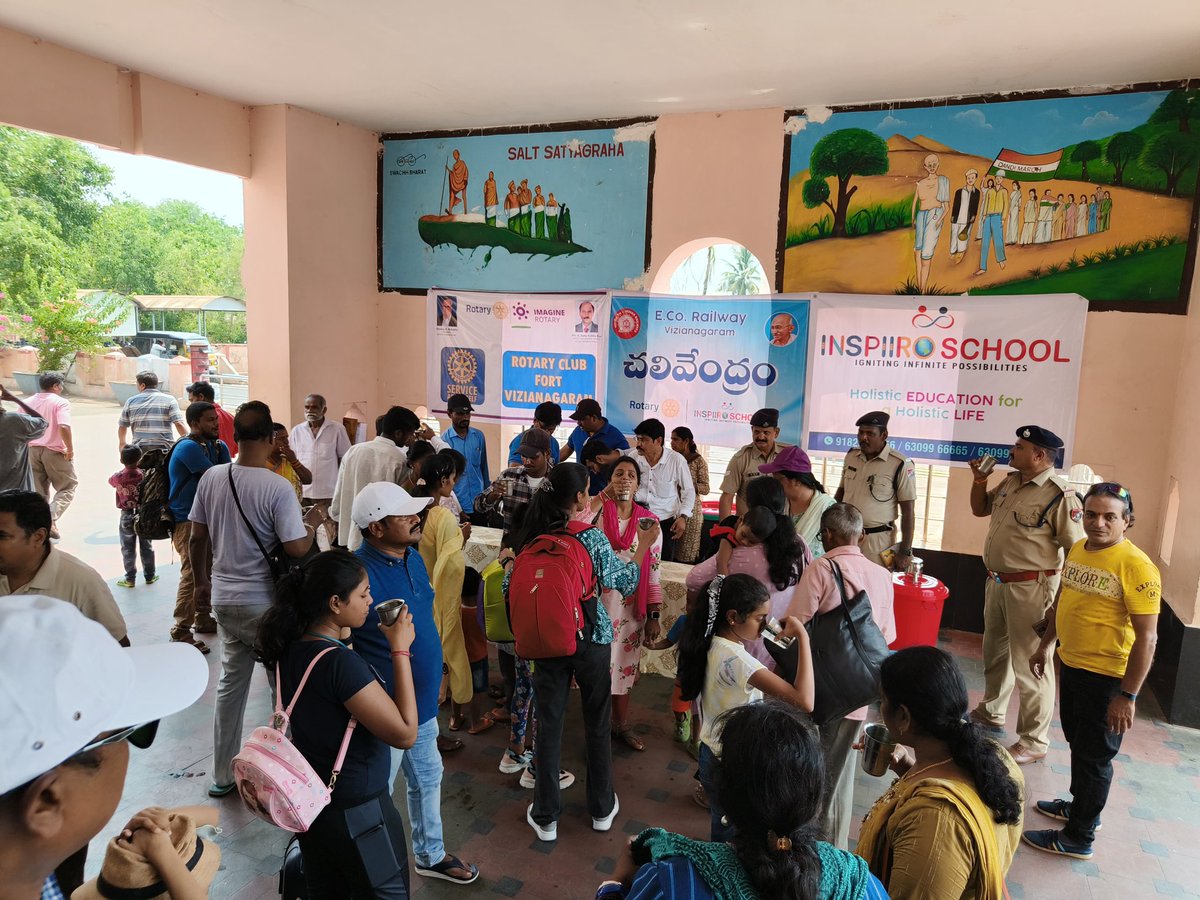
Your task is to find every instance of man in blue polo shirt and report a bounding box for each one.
[443,394,489,514]
[506,401,562,466]
[167,401,230,648]
[351,482,480,885]
[560,398,629,494]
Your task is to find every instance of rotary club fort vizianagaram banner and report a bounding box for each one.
[427,290,609,421]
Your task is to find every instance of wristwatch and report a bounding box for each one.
[1120,690,1138,701]
[648,610,661,621]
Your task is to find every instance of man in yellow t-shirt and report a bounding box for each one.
[1023,482,1160,862]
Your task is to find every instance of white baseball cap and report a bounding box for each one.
[0,595,210,795]
[351,482,433,529]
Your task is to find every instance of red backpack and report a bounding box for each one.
[507,521,598,659]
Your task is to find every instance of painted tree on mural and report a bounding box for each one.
[1070,140,1101,181]
[801,128,890,238]
[1150,88,1199,133]
[1104,132,1145,185]
[1143,132,1200,197]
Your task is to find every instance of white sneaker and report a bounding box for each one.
[592,794,620,832]
[520,766,575,789]
[499,748,532,774]
[526,803,557,842]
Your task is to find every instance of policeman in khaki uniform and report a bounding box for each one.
[835,411,917,572]
[969,425,1084,764]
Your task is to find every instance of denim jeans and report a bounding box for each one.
[119,508,154,581]
[1060,661,1124,845]
[698,743,735,842]
[392,717,445,869]
[212,602,274,787]
[529,639,614,827]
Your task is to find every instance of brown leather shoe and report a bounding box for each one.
[1008,742,1047,765]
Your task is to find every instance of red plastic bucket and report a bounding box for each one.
[889,573,949,650]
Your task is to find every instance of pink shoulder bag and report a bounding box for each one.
[232,646,357,832]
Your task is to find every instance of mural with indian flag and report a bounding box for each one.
[779,84,1200,313]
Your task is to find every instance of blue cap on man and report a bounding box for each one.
[1016,425,1063,451]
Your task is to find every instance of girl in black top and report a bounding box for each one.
[257,551,419,898]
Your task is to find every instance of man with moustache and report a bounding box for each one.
[718,407,789,519]
[835,411,917,572]
[290,393,350,547]
[969,425,1084,765]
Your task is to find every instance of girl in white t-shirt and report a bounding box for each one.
[677,573,813,841]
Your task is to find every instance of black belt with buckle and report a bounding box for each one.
[863,523,894,535]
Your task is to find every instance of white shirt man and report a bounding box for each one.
[622,419,695,562]
[290,394,351,547]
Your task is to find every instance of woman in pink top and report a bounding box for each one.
[686,478,811,669]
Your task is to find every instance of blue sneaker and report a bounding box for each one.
[1035,798,1102,830]
[1022,828,1093,860]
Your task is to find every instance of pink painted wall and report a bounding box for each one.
[0,25,249,175]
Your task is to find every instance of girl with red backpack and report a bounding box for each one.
[255,551,420,897]
[498,462,660,843]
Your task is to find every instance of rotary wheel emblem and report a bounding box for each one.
[446,349,478,384]
[492,301,509,319]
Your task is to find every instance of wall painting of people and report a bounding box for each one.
[779,84,1199,313]
[380,120,654,293]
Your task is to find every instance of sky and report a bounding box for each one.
[86,145,245,227]
[788,90,1167,177]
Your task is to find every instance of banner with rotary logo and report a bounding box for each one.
[605,292,812,447]
[804,293,1088,467]
[427,290,609,421]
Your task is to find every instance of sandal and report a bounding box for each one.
[448,714,465,732]
[415,853,479,884]
[171,635,210,655]
[437,736,464,754]
[612,726,645,752]
[693,784,710,809]
[490,707,512,724]
[467,711,499,735]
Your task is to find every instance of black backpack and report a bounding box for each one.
[133,439,201,540]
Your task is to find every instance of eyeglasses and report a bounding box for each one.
[1091,482,1134,512]
[77,720,160,755]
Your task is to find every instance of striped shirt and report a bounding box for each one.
[118,389,184,447]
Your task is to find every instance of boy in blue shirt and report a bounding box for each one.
[443,394,489,514]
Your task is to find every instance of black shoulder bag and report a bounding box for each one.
[227,467,319,584]
[806,559,892,726]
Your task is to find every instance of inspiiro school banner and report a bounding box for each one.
[605,293,811,446]
[427,290,609,421]
[804,294,1088,467]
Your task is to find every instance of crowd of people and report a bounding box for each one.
[0,377,1161,899]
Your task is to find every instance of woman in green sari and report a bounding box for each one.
[760,446,837,557]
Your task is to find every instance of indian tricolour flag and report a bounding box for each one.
[987,148,1064,182]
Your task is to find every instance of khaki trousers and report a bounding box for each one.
[30,446,78,523]
[171,521,217,637]
[976,575,1058,753]
[860,529,895,568]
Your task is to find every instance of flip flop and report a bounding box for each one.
[448,714,465,732]
[437,736,465,754]
[612,727,645,752]
[467,711,499,735]
[490,707,512,724]
[415,853,479,884]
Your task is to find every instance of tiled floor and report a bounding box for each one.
[47,400,1200,898]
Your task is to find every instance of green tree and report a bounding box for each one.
[1150,88,1200,134]
[1142,132,1200,196]
[717,246,763,295]
[1104,131,1145,185]
[802,129,889,238]
[1070,140,1102,181]
[0,126,111,245]
[81,201,164,294]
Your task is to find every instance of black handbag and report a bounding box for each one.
[805,558,891,726]
[226,467,319,584]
